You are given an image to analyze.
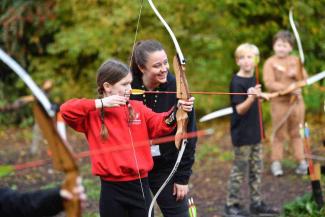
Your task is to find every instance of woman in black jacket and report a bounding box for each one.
[130,39,197,217]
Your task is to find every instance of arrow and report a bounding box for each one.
[131,89,258,96]
[199,71,325,123]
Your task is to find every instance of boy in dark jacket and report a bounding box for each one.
[225,43,278,217]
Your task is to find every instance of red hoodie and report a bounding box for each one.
[60,99,175,182]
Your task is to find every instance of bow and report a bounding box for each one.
[290,8,324,209]
[0,48,81,217]
[146,1,190,216]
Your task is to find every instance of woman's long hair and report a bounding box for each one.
[130,40,164,78]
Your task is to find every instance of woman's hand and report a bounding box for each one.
[173,183,189,201]
[96,95,128,108]
[273,63,285,72]
[178,97,195,112]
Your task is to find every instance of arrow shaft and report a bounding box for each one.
[135,90,256,96]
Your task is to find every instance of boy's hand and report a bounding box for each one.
[259,92,271,101]
[280,82,298,96]
[273,63,285,72]
[247,84,262,99]
[288,69,297,78]
[247,87,257,99]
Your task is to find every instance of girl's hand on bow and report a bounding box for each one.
[178,97,195,112]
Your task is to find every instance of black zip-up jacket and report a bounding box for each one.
[131,72,197,184]
[0,187,63,217]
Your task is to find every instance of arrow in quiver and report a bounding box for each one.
[301,123,324,209]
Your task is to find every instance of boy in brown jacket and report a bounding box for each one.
[263,30,308,177]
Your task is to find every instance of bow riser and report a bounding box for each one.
[173,56,190,149]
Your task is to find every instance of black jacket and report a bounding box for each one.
[0,187,63,217]
[131,72,197,184]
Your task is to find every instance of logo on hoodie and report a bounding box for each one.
[129,112,141,125]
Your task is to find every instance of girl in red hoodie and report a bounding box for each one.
[60,59,194,217]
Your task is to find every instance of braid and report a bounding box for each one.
[127,102,135,121]
[99,99,109,139]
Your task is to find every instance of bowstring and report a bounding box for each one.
[129,0,144,68]
[127,0,147,209]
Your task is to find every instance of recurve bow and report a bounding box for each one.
[290,8,324,209]
[0,48,81,217]
[146,1,191,216]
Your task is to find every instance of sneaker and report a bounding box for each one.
[295,160,308,175]
[224,204,250,217]
[250,201,280,216]
[271,161,283,176]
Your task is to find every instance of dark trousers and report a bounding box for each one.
[149,170,189,217]
[100,178,153,217]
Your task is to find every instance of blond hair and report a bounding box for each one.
[235,43,260,62]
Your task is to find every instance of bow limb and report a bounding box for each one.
[147,0,185,64]
[289,9,304,64]
[0,48,81,217]
[289,8,305,82]
[0,49,54,117]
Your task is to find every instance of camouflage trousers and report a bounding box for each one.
[226,144,263,206]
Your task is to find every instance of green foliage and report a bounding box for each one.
[195,143,233,162]
[195,144,220,162]
[81,176,100,217]
[282,193,324,217]
[84,213,100,217]
[1,0,324,125]
[0,165,14,177]
[83,177,100,200]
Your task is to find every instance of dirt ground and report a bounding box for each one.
[0,116,323,217]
